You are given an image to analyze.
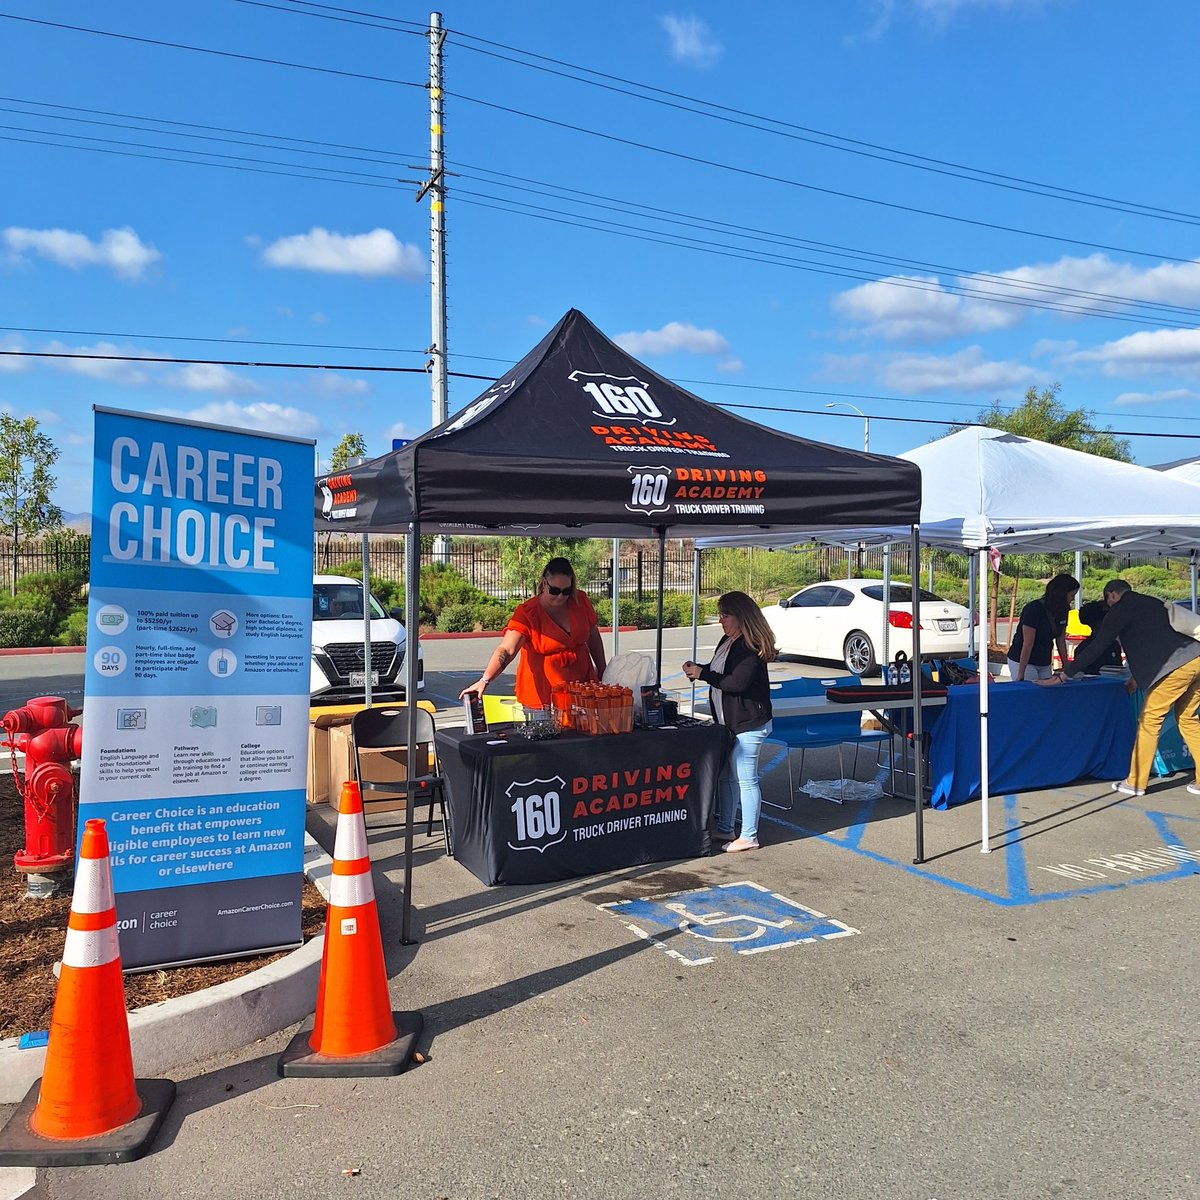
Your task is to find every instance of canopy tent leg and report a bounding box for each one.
[1191,551,1198,614]
[979,546,992,854]
[910,524,925,864]
[401,519,421,945]
[610,538,620,658]
[967,555,977,658]
[654,526,666,683]
[690,546,700,715]
[361,534,375,709]
[881,545,891,667]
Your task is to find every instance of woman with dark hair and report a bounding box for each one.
[460,556,606,710]
[682,591,776,854]
[1006,573,1079,682]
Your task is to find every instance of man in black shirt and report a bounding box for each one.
[1047,579,1200,797]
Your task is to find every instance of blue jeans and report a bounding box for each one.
[717,720,773,842]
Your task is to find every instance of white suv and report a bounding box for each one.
[310,574,424,704]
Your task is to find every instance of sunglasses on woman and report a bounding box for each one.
[544,583,572,595]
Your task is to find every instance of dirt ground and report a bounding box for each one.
[0,771,326,1040]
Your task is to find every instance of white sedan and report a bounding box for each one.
[761,579,972,676]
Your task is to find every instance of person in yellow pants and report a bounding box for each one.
[1042,579,1200,796]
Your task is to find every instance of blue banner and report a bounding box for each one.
[79,408,315,969]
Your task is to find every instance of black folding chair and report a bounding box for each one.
[350,705,451,855]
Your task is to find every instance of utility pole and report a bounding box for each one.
[421,12,450,562]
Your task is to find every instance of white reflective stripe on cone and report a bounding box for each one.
[62,924,121,968]
[333,811,369,863]
[71,855,116,914]
[329,870,376,909]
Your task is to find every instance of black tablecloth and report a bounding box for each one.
[437,724,730,885]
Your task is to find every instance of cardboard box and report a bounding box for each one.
[307,711,355,805]
[308,702,437,814]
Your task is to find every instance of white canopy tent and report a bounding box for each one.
[700,427,1200,853]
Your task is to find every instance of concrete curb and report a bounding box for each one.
[0,833,332,1104]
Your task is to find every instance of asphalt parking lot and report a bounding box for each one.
[3,633,1198,1199]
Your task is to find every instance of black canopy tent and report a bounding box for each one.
[314,309,926,936]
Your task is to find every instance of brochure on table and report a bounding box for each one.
[79,407,315,969]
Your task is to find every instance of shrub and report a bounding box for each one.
[0,607,53,649]
[54,608,89,646]
[476,602,508,632]
[436,604,477,633]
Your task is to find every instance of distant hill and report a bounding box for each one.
[60,511,91,533]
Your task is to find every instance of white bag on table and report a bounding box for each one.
[603,653,657,716]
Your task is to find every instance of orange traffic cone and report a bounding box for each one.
[0,819,175,1166]
[279,781,423,1076]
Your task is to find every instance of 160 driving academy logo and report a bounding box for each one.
[568,371,676,427]
[505,775,569,854]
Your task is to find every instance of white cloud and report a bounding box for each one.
[260,227,424,278]
[0,335,29,372]
[3,226,160,280]
[614,321,730,356]
[968,253,1200,314]
[716,357,744,374]
[310,312,329,325]
[1066,328,1200,377]
[166,363,263,396]
[832,275,1019,340]
[823,344,1038,394]
[168,401,320,438]
[313,373,370,396]
[42,340,153,384]
[834,254,1200,343]
[1113,388,1200,407]
[386,422,414,445]
[879,346,1040,393]
[660,15,723,67]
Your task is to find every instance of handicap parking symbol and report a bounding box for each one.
[598,880,858,965]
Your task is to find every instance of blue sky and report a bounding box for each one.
[4,0,1200,515]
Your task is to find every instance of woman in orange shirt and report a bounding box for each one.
[461,557,607,710]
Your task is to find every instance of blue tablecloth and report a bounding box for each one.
[927,677,1135,808]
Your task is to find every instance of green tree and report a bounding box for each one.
[0,415,62,596]
[330,431,368,470]
[320,433,368,570]
[498,537,606,599]
[950,384,1131,461]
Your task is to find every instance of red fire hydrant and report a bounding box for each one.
[3,695,83,895]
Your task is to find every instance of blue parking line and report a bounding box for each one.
[761,805,1197,908]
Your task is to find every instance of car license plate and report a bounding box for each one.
[937,619,957,632]
[349,671,380,686]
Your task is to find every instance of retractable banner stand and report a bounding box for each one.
[79,408,315,969]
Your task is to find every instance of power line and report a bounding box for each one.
[446,31,1200,229]
[452,192,1198,332]
[252,0,1199,228]
[0,102,420,169]
[235,0,426,36]
[447,91,1197,267]
[451,161,1200,321]
[5,350,1195,439]
[14,91,1195,325]
[0,326,425,355]
[0,350,493,380]
[0,131,407,191]
[0,12,423,88]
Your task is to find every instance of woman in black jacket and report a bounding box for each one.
[682,591,776,853]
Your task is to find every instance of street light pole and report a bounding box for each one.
[824,401,869,453]
[825,402,870,575]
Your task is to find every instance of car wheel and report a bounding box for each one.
[843,631,877,676]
